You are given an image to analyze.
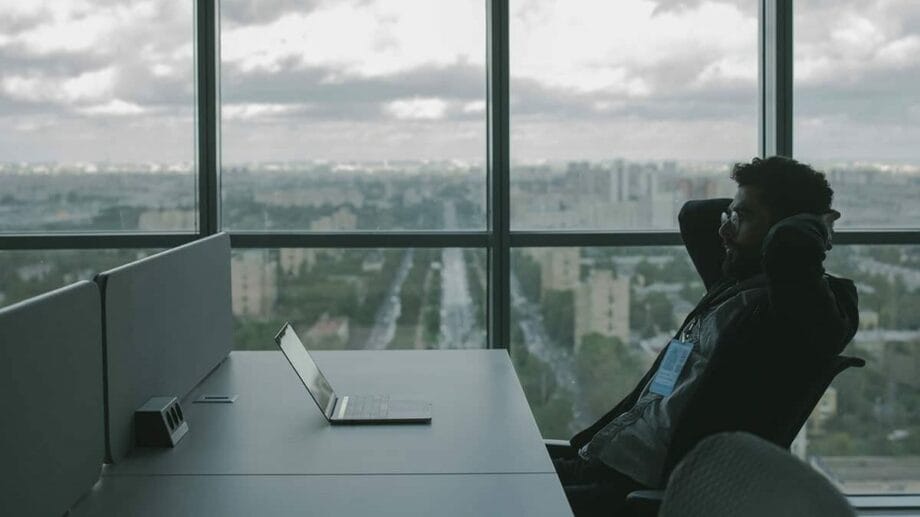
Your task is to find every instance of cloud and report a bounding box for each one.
[463,100,486,114]
[0,0,918,163]
[3,2,162,56]
[221,0,484,77]
[2,67,116,104]
[510,0,756,97]
[221,63,486,124]
[651,0,756,17]
[77,99,148,116]
[876,35,920,67]
[220,0,320,26]
[222,103,308,121]
[384,97,449,120]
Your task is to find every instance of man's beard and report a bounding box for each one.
[721,246,762,280]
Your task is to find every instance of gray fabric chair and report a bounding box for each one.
[657,431,855,517]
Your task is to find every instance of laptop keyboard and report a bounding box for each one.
[343,395,390,419]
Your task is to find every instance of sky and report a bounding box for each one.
[0,0,918,164]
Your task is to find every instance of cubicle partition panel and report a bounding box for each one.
[97,232,232,463]
[0,281,104,517]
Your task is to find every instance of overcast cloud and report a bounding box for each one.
[0,0,917,163]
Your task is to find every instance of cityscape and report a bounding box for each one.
[2,158,919,493]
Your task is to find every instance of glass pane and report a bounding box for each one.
[0,249,161,308]
[0,1,196,232]
[510,0,757,230]
[794,1,920,229]
[232,248,486,350]
[220,1,487,231]
[511,246,701,437]
[514,244,920,495]
[800,245,920,494]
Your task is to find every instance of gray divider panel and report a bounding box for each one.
[0,281,104,517]
[98,232,232,463]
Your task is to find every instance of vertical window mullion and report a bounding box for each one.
[760,0,793,158]
[196,0,221,236]
[487,0,510,350]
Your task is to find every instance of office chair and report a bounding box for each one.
[656,431,856,516]
[624,354,864,515]
[544,354,864,516]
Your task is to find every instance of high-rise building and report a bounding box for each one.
[574,269,630,350]
[279,248,317,276]
[231,250,278,318]
[529,247,580,295]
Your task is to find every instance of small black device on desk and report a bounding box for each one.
[135,396,188,446]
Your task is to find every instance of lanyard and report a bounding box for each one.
[675,273,766,343]
[680,317,697,342]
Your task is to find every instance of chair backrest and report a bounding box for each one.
[660,432,855,517]
[0,281,104,517]
[778,355,865,447]
[96,232,232,462]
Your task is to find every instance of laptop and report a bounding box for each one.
[275,323,432,425]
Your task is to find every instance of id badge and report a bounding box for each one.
[649,339,694,397]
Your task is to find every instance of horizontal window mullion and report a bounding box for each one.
[510,231,684,247]
[0,233,197,250]
[4,230,919,251]
[229,232,491,249]
[833,230,920,246]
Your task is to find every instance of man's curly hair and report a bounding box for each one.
[731,156,834,221]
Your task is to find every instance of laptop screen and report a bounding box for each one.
[276,324,336,415]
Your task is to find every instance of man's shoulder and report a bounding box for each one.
[825,273,856,291]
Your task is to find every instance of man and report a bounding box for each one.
[553,156,860,516]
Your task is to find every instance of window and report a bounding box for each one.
[232,248,486,351]
[511,246,701,436]
[794,0,920,228]
[220,0,487,231]
[792,1,920,494]
[0,1,197,232]
[801,245,920,494]
[510,0,757,230]
[0,249,161,307]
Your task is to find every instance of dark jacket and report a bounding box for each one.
[570,198,860,484]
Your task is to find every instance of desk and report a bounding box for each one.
[72,350,572,516]
[71,474,570,516]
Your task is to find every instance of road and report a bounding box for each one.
[510,273,588,426]
[363,248,414,350]
[438,201,484,348]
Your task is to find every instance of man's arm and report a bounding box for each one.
[761,213,859,356]
[661,213,859,481]
[678,199,731,291]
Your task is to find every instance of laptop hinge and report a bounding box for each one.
[325,395,339,420]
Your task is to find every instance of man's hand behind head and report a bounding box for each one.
[820,209,841,250]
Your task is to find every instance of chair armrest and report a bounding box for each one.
[544,438,577,459]
[624,490,665,516]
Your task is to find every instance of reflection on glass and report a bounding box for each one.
[510,0,757,230]
[231,248,486,351]
[0,250,161,308]
[512,245,920,495]
[510,247,702,438]
[794,1,920,228]
[0,1,196,232]
[803,245,920,494]
[277,325,336,413]
[219,0,487,230]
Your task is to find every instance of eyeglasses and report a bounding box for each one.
[720,210,740,231]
